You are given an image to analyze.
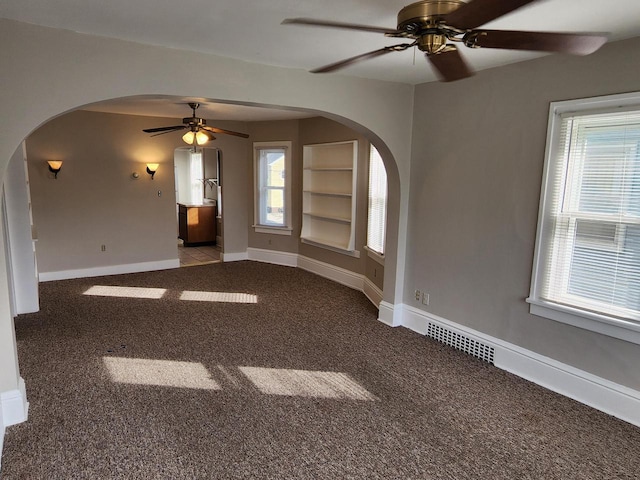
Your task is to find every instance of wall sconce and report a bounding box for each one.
[182,130,213,146]
[146,163,159,180]
[47,160,63,179]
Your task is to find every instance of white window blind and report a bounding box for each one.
[536,109,640,324]
[367,145,387,255]
[257,148,286,226]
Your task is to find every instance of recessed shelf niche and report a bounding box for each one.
[301,140,358,254]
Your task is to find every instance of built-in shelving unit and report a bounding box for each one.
[301,140,358,254]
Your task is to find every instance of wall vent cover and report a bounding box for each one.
[426,322,495,365]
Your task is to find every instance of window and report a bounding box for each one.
[528,93,640,344]
[188,151,203,205]
[253,141,292,235]
[367,145,387,260]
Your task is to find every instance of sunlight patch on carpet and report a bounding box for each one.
[239,367,377,401]
[103,357,220,390]
[84,285,167,299]
[179,291,258,303]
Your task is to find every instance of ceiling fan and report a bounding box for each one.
[283,0,608,82]
[142,102,249,145]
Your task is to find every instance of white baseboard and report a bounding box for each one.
[378,301,402,327]
[297,255,363,291]
[39,259,180,282]
[363,277,383,309]
[221,251,249,262]
[402,304,640,428]
[247,247,298,267]
[0,376,29,467]
[1,377,29,428]
[243,248,383,309]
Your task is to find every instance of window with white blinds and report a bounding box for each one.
[529,93,640,343]
[253,141,292,235]
[367,145,387,255]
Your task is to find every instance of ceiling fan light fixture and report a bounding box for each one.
[182,130,210,145]
[182,131,195,145]
[195,130,209,145]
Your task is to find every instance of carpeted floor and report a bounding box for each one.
[2,261,639,479]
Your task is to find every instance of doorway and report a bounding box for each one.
[174,147,222,266]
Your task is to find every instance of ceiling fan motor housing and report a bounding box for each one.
[397,0,467,54]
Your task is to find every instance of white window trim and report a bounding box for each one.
[253,141,292,235]
[364,245,385,265]
[528,91,640,345]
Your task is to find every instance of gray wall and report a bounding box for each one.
[247,117,384,288]
[26,111,383,285]
[26,111,182,274]
[247,120,301,254]
[408,36,640,389]
[26,110,252,272]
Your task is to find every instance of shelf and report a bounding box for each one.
[302,212,351,224]
[303,190,352,197]
[303,167,353,172]
[302,140,358,254]
[300,236,360,258]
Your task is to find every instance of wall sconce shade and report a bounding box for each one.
[47,160,63,179]
[146,163,159,180]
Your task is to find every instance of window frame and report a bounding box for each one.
[253,141,293,235]
[527,92,640,345]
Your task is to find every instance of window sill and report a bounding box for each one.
[364,246,385,265]
[526,297,640,345]
[253,225,293,236]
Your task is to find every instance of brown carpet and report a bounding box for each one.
[2,261,639,479]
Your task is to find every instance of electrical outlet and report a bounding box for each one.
[414,289,421,301]
[101,245,106,252]
[422,292,430,305]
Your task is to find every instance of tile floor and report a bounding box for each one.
[178,241,221,267]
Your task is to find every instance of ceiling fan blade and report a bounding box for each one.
[445,0,539,30]
[143,125,185,134]
[427,48,474,82]
[202,126,249,138]
[471,30,608,55]
[150,128,186,138]
[282,18,400,35]
[312,44,414,73]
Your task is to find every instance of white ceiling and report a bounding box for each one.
[81,96,315,123]
[3,0,640,120]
